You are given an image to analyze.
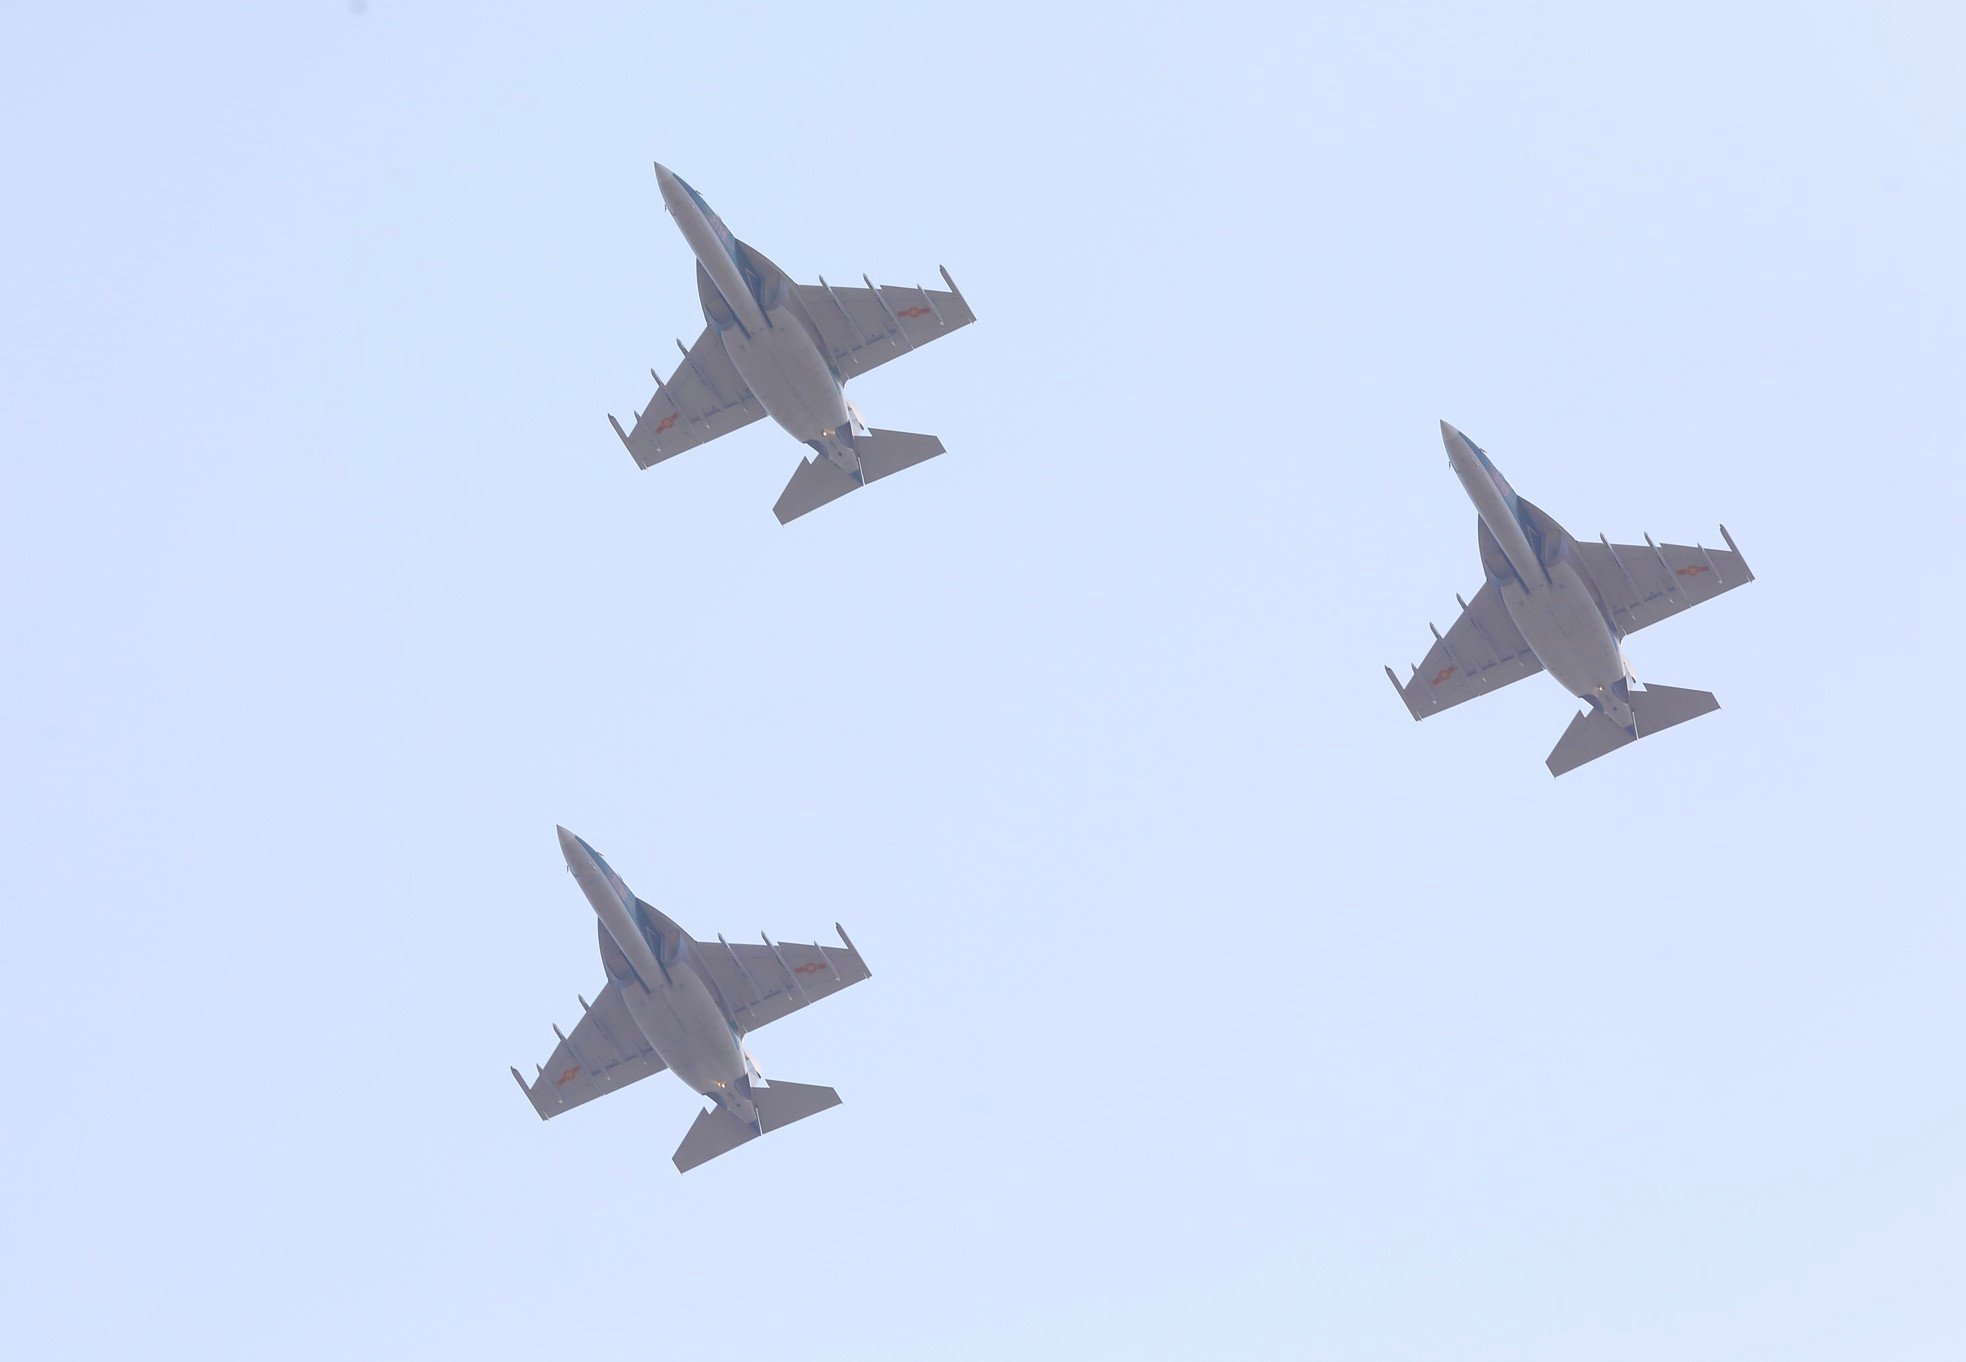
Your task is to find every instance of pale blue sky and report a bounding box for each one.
[3,3,1963,1358]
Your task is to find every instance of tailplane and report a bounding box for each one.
[772,428,946,524]
[672,1105,759,1173]
[750,1078,842,1128]
[854,427,944,483]
[670,1079,843,1173]
[1546,683,1720,777]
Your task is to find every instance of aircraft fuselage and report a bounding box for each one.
[556,826,759,1125]
[1442,422,1635,728]
[655,163,858,472]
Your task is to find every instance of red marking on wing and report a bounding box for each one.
[1430,666,1457,686]
[1676,563,1710,577]
[653,412,679,434]
[793,961,828,975]
[896,305,933,319]
[554,1065,581,1086]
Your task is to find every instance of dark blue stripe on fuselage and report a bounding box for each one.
[677,174,774,323]
[1468,436,1554,580]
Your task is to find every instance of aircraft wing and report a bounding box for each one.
[1574,527,1753,636]
[1388,580,1545,719]
[690,926,871,1035]
[512,982,668,1120]
[793,268,976,384]
[610,327,764,469]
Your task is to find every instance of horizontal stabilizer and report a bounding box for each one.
[1546,710,1636,777]
[751,1078,842,1131]
[1546,683,1720,776]
[856,428,945,483]
[1628,681,1721,735]
[773,456,860,524]
[669,1080,842,1173]
[673,1105,761,1173]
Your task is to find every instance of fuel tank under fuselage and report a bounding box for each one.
[658,165,849,450]
[556,827,755,1120]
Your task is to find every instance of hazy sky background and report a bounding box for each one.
[4,3,1963,1358]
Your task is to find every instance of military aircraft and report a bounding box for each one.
[1387,422,1754,776]
[608,163,976,523]
[512,827,872,1172]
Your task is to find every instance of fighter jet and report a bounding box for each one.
[608,163,976,523]
[512,827,872,1172]
[1387,422,1755,776]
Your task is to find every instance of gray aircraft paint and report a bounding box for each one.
[656,165,853,459]
[1444,422,1638,726]
[609,163,977,522]
[557,826,756,1120]
[513,827,872,1170]
[1388,422,1754,775]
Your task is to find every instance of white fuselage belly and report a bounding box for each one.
[1444,420,1634,723]
[720,307,849,443]
[662,168,850,447]
[1498,560,1627,702]
[565,839,752,1117]
[613,964,751,1113]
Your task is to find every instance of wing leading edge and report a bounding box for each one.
[512,983,667,1121]
[610,327,763,469]
[1388,580,1544,719]
[691,924,872,1034]
[1573,526,1753,636]
[792,268,975,384]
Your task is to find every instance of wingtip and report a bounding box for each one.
[834,921,867,972]
[1718,523,1751,574]
[1385,665,1422,721]
[937,264,974,317]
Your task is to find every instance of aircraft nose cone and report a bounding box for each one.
[652,161,684,214]
[556,825,583,861]
[1440,420,1482,468]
